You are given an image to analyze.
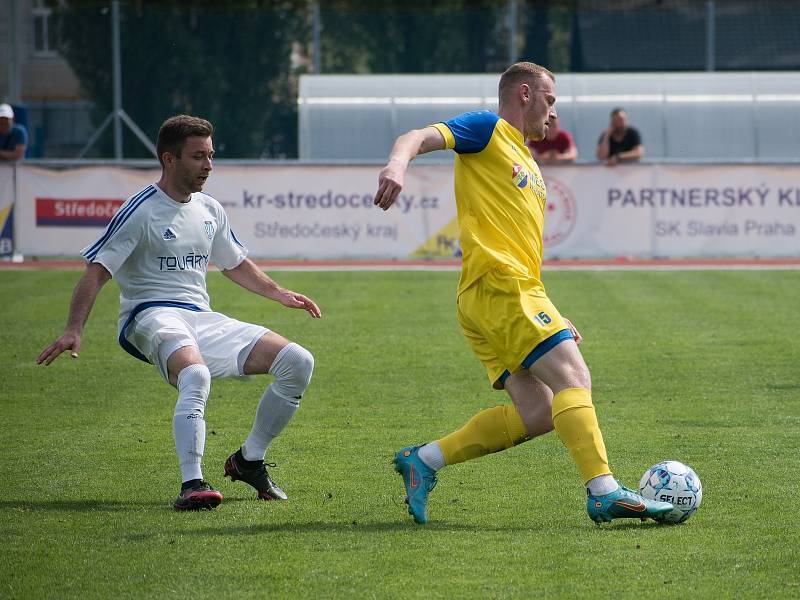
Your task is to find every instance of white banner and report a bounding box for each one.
[206,165,455,259]
[0,165,15,255]
[13,164,454,258]
[15,165,160,256]
[11,163,800,259]
[540,164,800,259]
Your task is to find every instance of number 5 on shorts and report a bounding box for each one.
[534,311,551,326]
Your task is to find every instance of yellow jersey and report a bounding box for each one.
[431,111,547,296]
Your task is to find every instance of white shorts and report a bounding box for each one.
[124,307,269,381]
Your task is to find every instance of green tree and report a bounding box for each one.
[522,1,551,67]
[56,0,308,158]
[317,0,509,74]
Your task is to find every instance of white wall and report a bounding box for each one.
[299,72,800,162]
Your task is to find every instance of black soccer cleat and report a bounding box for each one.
[224,449,288,501]
[173,480,223,511]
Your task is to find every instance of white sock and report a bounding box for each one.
[173,364,211,482]
[587,474,618,496]
[241,343,312,461]
[241,385,299,461]
[417,442,446,471]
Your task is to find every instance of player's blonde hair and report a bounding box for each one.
[498,62,555,103]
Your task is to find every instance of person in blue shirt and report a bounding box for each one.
[0,103,28,162]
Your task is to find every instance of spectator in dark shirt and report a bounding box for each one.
[0,103,28,162]
[526,114,577,164]
[596,107,643,165]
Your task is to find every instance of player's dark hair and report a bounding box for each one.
[611,107,626,117]
[499,62,555,102]
[156,115,213,167]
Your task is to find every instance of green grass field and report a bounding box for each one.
[2,268,798,599]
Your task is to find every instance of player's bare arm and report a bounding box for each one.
[222,257,321,318]
[374,126,446,211]
[36,262,112,365]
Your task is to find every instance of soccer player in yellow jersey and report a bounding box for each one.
[374,62,673,525]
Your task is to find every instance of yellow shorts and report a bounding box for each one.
[456,266,572,389]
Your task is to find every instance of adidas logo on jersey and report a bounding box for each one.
[162,228,177,241]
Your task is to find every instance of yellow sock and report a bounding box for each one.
[438,405,529,465]
[552,387,611,483]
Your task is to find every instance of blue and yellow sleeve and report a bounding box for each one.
[430,110,500,154]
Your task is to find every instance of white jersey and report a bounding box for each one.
[81,183,247,331]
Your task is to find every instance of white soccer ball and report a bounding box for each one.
[638,460,703,523]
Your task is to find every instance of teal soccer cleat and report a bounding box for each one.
[587,484,673,524]
[393,445,438,524]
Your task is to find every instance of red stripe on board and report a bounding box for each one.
[35,198,125,227]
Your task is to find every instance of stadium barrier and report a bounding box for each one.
[2,162,799,259]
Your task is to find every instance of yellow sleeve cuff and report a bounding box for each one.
[430,123,455,150]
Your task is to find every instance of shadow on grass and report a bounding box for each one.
[1,498,172,512]
[1,499,673,536]
[766,383,800,391]
[182,518,668,537]
[183,520,504,536]
[0,496,269,513]
[588,520,672,532]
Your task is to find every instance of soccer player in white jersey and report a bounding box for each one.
[37,115,321,510]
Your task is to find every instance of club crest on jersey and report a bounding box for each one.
[511,163,529,189]
[204,220,215,240]
[162,227,177,241]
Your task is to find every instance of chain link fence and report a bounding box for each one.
[9,0,800,159]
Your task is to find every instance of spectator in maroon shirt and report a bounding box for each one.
[526,114,577,165]
[596,107,644,166]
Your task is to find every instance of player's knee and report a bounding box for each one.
[269,342,314,400]
[175,363,211,417]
